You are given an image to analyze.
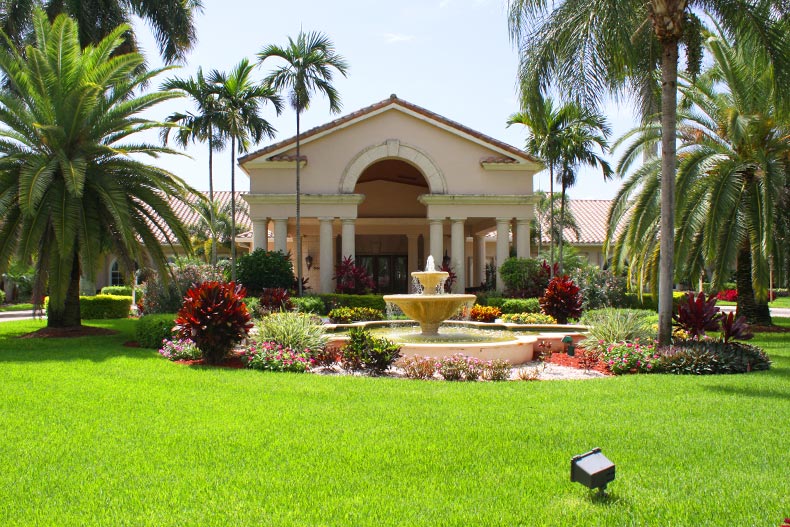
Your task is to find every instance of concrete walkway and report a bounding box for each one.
[0,310,41,322]
[718,305,790,318]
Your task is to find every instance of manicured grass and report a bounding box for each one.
[717,296,790,308]
[1,318,788,526]
[0,303,34,312]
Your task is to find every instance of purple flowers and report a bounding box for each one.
[159,338,201,361]
[240,341,311,373]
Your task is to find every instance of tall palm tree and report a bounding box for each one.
[508,0,790,345]
[606,31,788,324]
[212,59,281,282]
[0,0,202,63]
[532,191,583,254]
[161,69,226,265]
[0,11,194,328]
[189,198,248,263]
[258,31,349,296]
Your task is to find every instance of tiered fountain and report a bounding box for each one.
[384,256,476,336]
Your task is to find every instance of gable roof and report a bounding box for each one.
[239,94,537,165]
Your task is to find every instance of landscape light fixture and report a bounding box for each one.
[562,335,575,356]
[571,448,615,495]
[305,254,313,271]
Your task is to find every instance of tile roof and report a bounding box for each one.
[155,191,252,244]
[238,94,537,165]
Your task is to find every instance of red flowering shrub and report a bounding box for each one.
[716,289,738,302]
[174,281,253,364]
[539,275,582,324]
[334,256,375,294]
[469,304,501,322]
[258,287,293,314]
[673,292,721,338]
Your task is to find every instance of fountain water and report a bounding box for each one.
[383,256,476,336]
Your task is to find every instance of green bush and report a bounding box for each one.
[501,312,557,324]
[579,308,657,352]
[140,262,224,314]
[0,289,5,304]
[292,295,325,314]
[620,292,686,310]
[235,249,294,295]
[340,327,402,374]
[484,296,505,309]
[572,266,627,311]
[498,257,551,298]
[319,294,386,313]
[660,340,771,374]
[242,297,261,317]
[500,298,541,314]
[79,295,132,319]
[136,314,177,348]
[328,307,384,324]
[256,311,328,354]
[100,286,133,296]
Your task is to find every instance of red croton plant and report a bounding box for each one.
[539,275,582,325]
[175,281,253,364]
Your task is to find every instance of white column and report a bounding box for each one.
[319,217,334,294]
[252,219,268,251]
[429,219,444,264]
[450,218,466,293]
[516,219,530,258]
[496,217,510,292]
[341,218,356,262]
[273,218,288,254]
[474,234,486,286]
[407,234,419,275]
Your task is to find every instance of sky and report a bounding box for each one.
[134,0,641,199]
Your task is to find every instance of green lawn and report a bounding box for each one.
[0,303,34,312]
[1,318,788,526]
[717,296,790,308]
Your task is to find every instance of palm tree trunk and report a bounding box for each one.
[548,165,555,273]
[48,252,81,328]
[295,108,303,296]
[558,184,566,276]
[735,243,772,325]
[230,136,237,283]
[208,130,217,267]
[657,39,679,347]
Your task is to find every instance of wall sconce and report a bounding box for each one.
[571,448,615,496]
[305,254,313,271]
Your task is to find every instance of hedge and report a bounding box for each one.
[136,314,177,348]
[292,296,325,314]
[621,292,687,311]
[500,298,541,314]
[318,294,386,314]
[45,294,132,319]
[100,286,133,296]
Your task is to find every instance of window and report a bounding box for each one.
[110,260,125,286]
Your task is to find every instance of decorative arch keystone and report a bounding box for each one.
[339,141,447,194]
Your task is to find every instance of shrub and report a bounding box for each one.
[500,312,557,324]
[0,289,5,304]
[158,338,201,361]
[256,311,328,354]
[319,293,386,313]
[716,289,738,302]
[328,306,384,324]
[235,249,295,295]
[500,298,541,314]
[469,304,501,322]
[620,291,687,310]
[174,281,253,364]
[572,267,627,311]
[398,355,437,379]
[436,354,483,381]
[661,340,771,374]
[499,257,554,298]
[673,292,721,338]
[141,262,225,314]
[579,308,656,352]
[258,287,294,315]
[601,341,661,374]
[100,285,133,296]
[240,341,311,373]
[720,312,753,343]
[242,297,261,317]
[136,314,177,348]
[334,256,375,294]
[482,359,512,381]
[340,327,402,373]
[540,275,582,324]
[79,294,132,319]
[292,295,325,314]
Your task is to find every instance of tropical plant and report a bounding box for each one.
[174,281,253,364]
[0,0,201,63]
[607,32,789,325]
[532,191,582,253]
[539,275,582,324]
[720,312,754,343]
[579,309,656,352]
[498,257,555,298]
[340,327,401,374]
[158,338,201,361]
[500,312,557,324]
[602,341,661,375]
[327,306,383,324]
[140,261,225,315]
[257,288,294,315]
[333,256,374,294]
[672,292,721,339]
[240,341,311,373]
[259,31,349,296]
[0,12,194,328]
[161,69,226,265]
[398,355,438,380]
[508,0,790,345]
[256,311,328,355]
[659,339,770,374]
[469,305,501,323]
[188,197,247,261]
[213,59,282,282]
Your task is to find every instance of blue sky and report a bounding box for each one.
[135,0,639,199]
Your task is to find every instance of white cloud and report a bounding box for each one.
[439,0,452,7]
[382,33,416,43]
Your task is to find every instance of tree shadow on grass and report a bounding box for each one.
[705,383,790,401]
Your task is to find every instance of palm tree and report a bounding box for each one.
[0,0,202,63]
[509,100,611,274]
[508,0,790,345]
[189,198,248,263]
[258,31,349,296]
[161,69,226,265]
[212,59,281,282]
[532,191,583,255]
[606,31,788,324]
[0,11,194,328]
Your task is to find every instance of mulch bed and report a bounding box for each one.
[546,350,612,375]
[752,325,790,333]
[19,326,119,339]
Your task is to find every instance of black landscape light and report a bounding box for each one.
[571,448,615,495]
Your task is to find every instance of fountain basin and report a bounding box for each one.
[383,293,475,335]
